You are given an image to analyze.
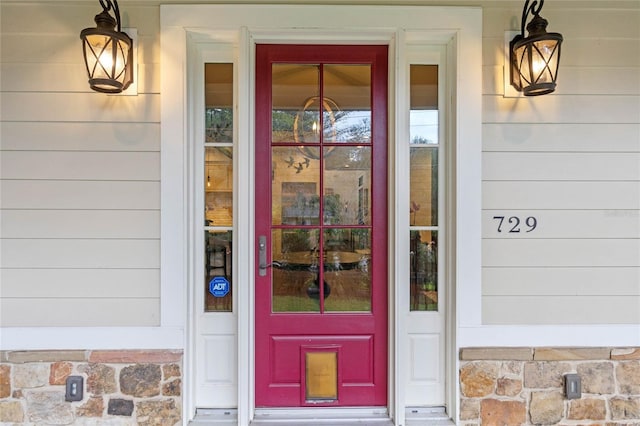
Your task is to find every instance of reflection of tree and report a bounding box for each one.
[272,108,373,144]
[410,231,438,310]
[272,110,297,142]
[416,238,437,289]
[412,135,433,144]
[323,193,342,225]
[285,192,344,225]
[335,114,371,142]
[206,108,233,142]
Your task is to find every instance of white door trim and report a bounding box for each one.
[160,5,482,425]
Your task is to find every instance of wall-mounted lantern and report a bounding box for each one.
[510,0,563,96]
[80,0,133,93]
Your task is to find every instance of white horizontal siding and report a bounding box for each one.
[1,93,160,122]
[1,239,159,269]
[1,181,159,209]
[1,269,159,298]
[483,267,640,296]
[483,239,640,268]
[481,3,640,326]
[483,95,640,124]
[483,296,640,325]
[0,2,161,328]
[483,153,640,181]
[1,151,160,180]
[483,123,640,152]
[0,299,160,327]
[483,181,640,209]
[1,210,159,239]
[1,122,160,151]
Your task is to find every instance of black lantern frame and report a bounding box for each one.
[80,0,133,93]
[510,0,563,96]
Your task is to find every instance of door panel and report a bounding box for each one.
[255,44,387,407]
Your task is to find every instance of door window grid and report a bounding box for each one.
[270,62,374,314]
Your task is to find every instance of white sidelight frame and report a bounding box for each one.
[161,5,482,425]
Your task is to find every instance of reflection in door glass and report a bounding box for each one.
[205,63,233,143]
[409,64,438,145]
[409,147,437,227]
[204,230,233,312]
[324,64,371,143]
[410,230,437,311]
[272,146,320,226]
[271,229,320,312]
[323,228,371,312]
[205,147,233,227]
[323,146,371,226]
[272,64,320,143]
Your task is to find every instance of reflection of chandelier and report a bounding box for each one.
[293,96,338,159]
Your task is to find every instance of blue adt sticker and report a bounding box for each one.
[208,276,230,298]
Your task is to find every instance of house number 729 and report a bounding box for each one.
[493,216,538,233]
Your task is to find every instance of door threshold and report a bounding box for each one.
[191,409,238,425]
[191,407,455,426]
[251,407,392,425]
[405,407,455,426]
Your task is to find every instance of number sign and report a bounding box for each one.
[493,215,538,233]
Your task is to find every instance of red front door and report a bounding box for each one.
[255,44,388,407]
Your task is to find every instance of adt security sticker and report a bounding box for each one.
[209,276,230,298]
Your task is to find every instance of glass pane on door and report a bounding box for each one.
[323,146,371,226]
[272,64,320,143]
[272,146,320,226]
[324,65,371,143]
[323,228,371,312]
[272,228,320,312]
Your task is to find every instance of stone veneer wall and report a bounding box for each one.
[0,350,182,425]
[459,347,640,425]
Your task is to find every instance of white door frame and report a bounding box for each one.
[160,5,482,425]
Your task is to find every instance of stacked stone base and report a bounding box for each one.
[460,347,640,425]
[0,350,182,425]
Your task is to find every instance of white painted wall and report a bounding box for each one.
[1,1,638,334]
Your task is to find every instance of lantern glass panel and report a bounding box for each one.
[532,39,559,83]
[83,33,131,92]
[515,44,531,84]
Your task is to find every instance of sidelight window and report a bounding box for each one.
[409,64,439,311]
[204,63,234,312]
